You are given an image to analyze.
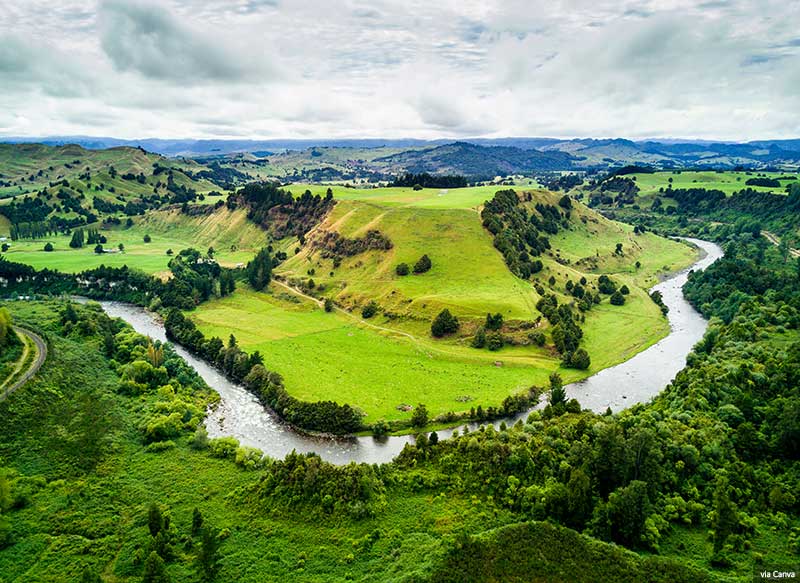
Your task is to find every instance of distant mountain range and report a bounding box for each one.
[2,135,800,175]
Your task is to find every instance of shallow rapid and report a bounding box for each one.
[98,237,723,464]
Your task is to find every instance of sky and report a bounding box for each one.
[1,0,799,141]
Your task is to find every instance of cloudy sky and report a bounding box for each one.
[1,0,799,140]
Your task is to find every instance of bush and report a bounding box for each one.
[610,291,626,306]
[620,285,630,295]
[487,332,504,351]
[324,298,334,312]
[143,234,152,243]
[566,348,591,370]
[472,327,487,348]
[362,301,379,319]
[413,254,432,274]
[411,403,429,427]
[43,242,54,252]
[431,309,459,337]
[528,330,546,346]
[395,263,410,276]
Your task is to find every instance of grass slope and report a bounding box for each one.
[193,188,697,423]
[0,207,268,275]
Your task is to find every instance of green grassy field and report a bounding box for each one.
[286,181,539,209]
[0,208,268,274]
[628,170,797,197]
[192,187,696,423]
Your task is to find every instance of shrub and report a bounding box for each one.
[362,301,379,319]
[487,332,504,351]
[324,298,334,312]
[620,285,630,295]
[431,309,459,337]
[43,242,54,252]
[528,330,546,346]
[143,234,151,243]
[472,327,487,348]
[395,262,410,276]
[413,254,432,274]
[610,291,625,306]
[411,403,429,427]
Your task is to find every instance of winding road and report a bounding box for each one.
[0,326,47,402]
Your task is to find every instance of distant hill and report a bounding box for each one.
[371,142,576,177]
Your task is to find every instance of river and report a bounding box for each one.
[97,237,723,465]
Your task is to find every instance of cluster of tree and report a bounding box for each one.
[68,228,105,248]
[744,177,781,188]
[481,190,565,279]
[251,451,386,519]
[246,248,272,291]
[391,173,468,189]
[164,310,364,434]
[0,248,236,311]
[229,183,335,240]
[536,294,590,369]
[539,174,584,192]
[595,176,640,206]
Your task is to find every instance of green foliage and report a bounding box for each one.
[411,403,429,428]
[361,301,378,319]
[484,312,503,331]
[610,290,626,305]
[395,262,410,276]
[246,247,272,291]
[471,327,486,348]
[142,551,169,583]
[431,309,459,337]
[413,253,432,274]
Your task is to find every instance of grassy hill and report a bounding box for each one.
[192,186,697,424]
[0,143,219,201]
[0,207,268,275]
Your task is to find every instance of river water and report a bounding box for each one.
[97,238,723,465]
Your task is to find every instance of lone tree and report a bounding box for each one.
[431,309,459,337]
[247,248,272,291]
[395,262,410,276]
[43,242,54,252]
[413,254,432,274]
[411,403,429,427]
[144,234,152,243]
[549,372,566,407]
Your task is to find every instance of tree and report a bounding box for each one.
[246,248,272,291]
[197,528,220,581]
[486,332,504,351]
[118,243,125,253]
[711,476,739,553]
[610,291,625,305]
[207,246,215,258]
[413,254,432,274]
[44,242,54,252]
[619,284,630,295]
[395,262,410,276]
[324,298,334,313]
[568,348,591,370]
[1,243,8,252]
[566,468,592,529]
[69,229,85,248]
[431,309,459,337]
[143,234,152,243]
[485,313,503,330]
[411,403,429,427]
[429,431,439,445]
[148,503,163,538]
[595,480,651,548]
[471,327,486,348]
[615,243,623,255]
[361,301,378,319]
[81,567,102,583]
[558,194,572,209]
[548,372,566,407]
[142,551,169,583]
[94,244,104,254]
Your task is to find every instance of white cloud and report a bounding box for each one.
[0,0,798,139]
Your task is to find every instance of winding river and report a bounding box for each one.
[97,238,723,465]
